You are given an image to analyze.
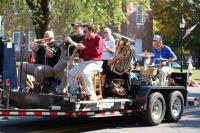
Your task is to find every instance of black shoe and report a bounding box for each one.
[127,95,132,99]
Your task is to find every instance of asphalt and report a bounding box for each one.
[187,86,200,106]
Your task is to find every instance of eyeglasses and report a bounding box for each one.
[103,31,108,33]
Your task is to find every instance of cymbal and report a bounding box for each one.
[138,51,154,57]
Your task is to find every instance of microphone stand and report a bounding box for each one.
[19,32,26,90]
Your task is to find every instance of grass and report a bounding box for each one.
[174,67,200,82]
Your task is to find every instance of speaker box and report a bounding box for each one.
[0,41,17,89]
[171,72,187,88]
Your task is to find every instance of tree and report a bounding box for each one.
[152,0,200,65]
[26,0,149,38]
[1,0,149,39]
[25,0,50,38]
[0,0,32,37]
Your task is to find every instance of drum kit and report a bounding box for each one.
[137,51,168,85]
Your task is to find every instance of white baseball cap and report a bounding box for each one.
[153,35,162,41]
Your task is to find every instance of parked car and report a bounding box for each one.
[171,62,181,68]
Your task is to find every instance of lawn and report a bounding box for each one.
[174,67,200,82]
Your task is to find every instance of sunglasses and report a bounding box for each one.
[83,30,88,34]
[104,31,108,33]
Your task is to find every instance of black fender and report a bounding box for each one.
[135,85,187,109]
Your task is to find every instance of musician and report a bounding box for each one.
[152,35,177,67]
[66,24,103,101]
[101,27,116,85]
[16,31,61,91]
[151,35,177,83]
[54,22,84,93]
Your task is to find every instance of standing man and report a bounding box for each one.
[54,22,84,93]
[17,31,61,91]
[66,24,103,101]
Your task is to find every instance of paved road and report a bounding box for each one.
[0,87,199,133]
[0,107,200,133]
[188,86,200,98]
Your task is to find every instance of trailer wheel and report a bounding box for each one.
[165,91,184,122]
[145,92,166,126]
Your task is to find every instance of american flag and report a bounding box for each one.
[183,22,199,39]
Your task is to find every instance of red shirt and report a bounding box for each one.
[81,34,103,61]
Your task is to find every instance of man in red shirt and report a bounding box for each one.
[66,24,103,100]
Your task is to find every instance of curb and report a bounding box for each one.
[187,97,200,106]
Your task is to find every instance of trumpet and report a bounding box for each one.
[30,38,52,48]
[31,38,51,44]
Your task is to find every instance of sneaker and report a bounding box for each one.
[12,88,19,92]
[89,95,97,101]
[12,87,28,92]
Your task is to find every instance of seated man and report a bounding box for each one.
[53,22,84,93]
[17,31,61,92]
[151,35,177,85]
[66,24,103,101]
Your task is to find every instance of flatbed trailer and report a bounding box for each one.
[0,36,188,126]
[0,80,187,126]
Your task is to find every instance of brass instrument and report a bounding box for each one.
[68,46,79,68]
[111,33,135,75]
[31,38,51,46]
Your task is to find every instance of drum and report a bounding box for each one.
[141,68,158,76]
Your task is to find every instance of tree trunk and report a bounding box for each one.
[25,0,50,38]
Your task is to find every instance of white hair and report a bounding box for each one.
[44,31,54,38]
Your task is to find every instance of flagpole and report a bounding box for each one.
[180,33,184,72]
[179,16,186,72]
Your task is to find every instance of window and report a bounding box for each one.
[135,38,143,61]
[0,16,4,37]
[28,31,36,51]
[12,32,20,51]
[136,5,144,26]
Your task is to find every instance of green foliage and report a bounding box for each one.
[1,0,149,38]
[51,0,128,34]
[152,0,200,60]
[0,0,32,37]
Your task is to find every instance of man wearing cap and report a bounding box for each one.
[152,34,177,85]
[66,24,103,101]
[53,22,84,93]
[152,35,177,67]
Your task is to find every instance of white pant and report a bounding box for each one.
[68,60,103,100]
[159,66,173,85]
[160,66,173,76]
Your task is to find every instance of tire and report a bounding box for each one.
[165,91,184,122]
[144,92,166,126]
